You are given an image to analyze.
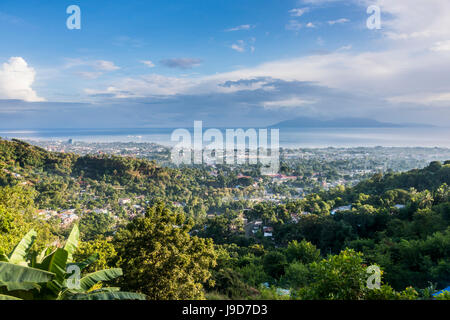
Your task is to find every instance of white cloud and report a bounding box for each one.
[328,18,349,25]
[225,24,253,32]
[0,57,44,102]
[95,60,120,71]
[63,58,120,79]
[308,0,450,46]
[231,40,246,52]
[289,8,310,17]
[141,60,155,67]
[306,22,316,28]
[85,74,201,98]
[337,45,352,51]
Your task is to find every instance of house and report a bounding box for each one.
[276,288,291,296]
[172,202,184,207]
[60,213,79,227]
[119,198,131,205]
[261,283,290,297]
[263,226,274,237]
[94,208,108,214]
[268,174,298,184]
[36,209,58,220]
[331,205,352,215]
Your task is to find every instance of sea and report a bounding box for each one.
[0,127,449,148]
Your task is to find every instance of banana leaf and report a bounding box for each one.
[64,224,79,263]
[0,294,22,300]
[0,262,54,283]
[79,268,123,292]
[8,229,37,265]
[38,248,69,295]
[35,247,53,266]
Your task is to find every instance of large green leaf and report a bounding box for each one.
[8,229,37,265]
[64,224,79,263]
[79,268,123,292]
[0,262,54,283]
[38,248,68,294]
[69,291,147,300]
[0,294,22,300]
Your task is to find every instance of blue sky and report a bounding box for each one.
[0,0,450,129]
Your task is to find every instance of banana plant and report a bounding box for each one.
[0,229,55,299]
[0,225,146,300]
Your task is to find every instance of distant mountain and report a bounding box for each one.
[270,117,433,128]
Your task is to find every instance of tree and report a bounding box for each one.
[297,249,418,300]
[73,238,117,273]
[79,210,115,241]
[284,240,321,264]
[281,262,310,289]
[114,202,217,299]
[298,249,371,300]
[0,185,56,253]
[263,251,287,280]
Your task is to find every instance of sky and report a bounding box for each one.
[0,0,450,129]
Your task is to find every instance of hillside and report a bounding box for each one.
[0,137,449,299]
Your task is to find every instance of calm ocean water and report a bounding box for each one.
[0,127,449,148]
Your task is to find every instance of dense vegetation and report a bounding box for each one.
[0,138,449,300]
